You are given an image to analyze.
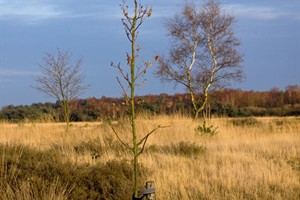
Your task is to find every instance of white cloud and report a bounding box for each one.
[0,0,170,25]
[1,0,66,24]
[0,69,38,76]
[224,4,299,20]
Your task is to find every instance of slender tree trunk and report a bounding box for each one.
[187,69,199,120]
[63,100,70,133]
[114,1,156,197]
[131,1,139,197]
[194,88,209,120]
[191,22,218,121]
[190,85,211,120]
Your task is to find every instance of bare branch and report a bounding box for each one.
[137,125,170,157]
[116,76,130,103]
[110,124,133,152]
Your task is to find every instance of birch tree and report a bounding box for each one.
[156,0,243,120]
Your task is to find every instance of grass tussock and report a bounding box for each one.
[230,117,262,127]
[147,142,206,157]
[0,116,299,199]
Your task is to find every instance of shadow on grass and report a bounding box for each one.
[0,144,147,200]
[146,142,207,158]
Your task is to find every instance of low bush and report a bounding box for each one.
[70,160,134,200]
[73,139,104,155]
[147,142,206,158]
[195,121,218,136]
[0,144,147,200]
[231,117,262,127]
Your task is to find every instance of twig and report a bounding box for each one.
[137,125,170,156]
[110,124,133,152]
[116,76,130,104]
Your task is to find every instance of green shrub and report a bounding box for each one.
[195,121,218,136]
[244,106,268,116]
[0,144,147,200]
[70,160,134,200]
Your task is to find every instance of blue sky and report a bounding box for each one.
[0,0,299,107]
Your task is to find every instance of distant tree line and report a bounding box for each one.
[1,85,300,122]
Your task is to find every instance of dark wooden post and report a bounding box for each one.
[132,181,155,200]
[145,181,155,200]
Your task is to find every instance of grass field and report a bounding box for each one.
[1,116,299,199]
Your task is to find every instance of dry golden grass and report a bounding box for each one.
[1,116,299,199]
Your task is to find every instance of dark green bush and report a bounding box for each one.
[224,104,239,117]
[195,121,218,136]
[0,144,146,200]
[70,160,134,200]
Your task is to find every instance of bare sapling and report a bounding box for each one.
[111,0,168,198]
[33,49,87,132]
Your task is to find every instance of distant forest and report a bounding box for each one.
[1,86,300,122]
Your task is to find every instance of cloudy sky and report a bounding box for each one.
[0,0,299,107]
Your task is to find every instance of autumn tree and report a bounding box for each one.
[33,49,86,131]
[285,85,300,106]
[111,0,166,198]
[156,0,243,120]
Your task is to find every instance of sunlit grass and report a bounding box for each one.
[0,116,299,199]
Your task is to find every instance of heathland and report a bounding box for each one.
[1,87,300,123]
[0,116,299,199]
